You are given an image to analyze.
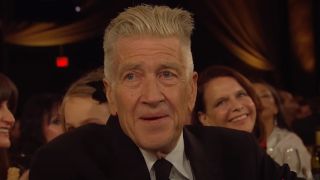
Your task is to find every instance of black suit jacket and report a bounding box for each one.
[29,116,297,180]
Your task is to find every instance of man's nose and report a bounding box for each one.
[141,77,165,106]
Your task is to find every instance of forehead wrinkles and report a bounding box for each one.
[113,37,186,77]
[115,37,181,60]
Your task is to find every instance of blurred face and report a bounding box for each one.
[43,105,64,142]
[252,83,278,123]
[198,77,256,132]
[0,101,15,148]
[279,91,299,116]
[104,36,197,154]
[64,97,109,131]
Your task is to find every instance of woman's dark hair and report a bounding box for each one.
[192,65,263,139]
[0,73,18,113]
[14,93,61,169]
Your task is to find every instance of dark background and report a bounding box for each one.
[1,0,320,116]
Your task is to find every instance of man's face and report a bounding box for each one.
[104,36,197,154]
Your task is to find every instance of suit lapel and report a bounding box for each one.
[184,127,223,180]
[107,117,225,180]
[107,116,151,180]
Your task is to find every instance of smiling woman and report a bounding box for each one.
[0,74,17,148]
[192,65,263,139]
[0,73,18,179]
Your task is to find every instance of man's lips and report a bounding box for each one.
[140,114,168,121]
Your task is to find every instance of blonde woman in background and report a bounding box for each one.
[60,66,109,131]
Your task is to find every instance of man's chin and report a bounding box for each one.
[138,137,174,154]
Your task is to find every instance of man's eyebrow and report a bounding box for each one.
[161,62,180,69]
[158,62,181,70]
[118,63,142,74]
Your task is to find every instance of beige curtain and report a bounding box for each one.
[288,0,315,73]
[200,0,274,70]
[4,11,107,46]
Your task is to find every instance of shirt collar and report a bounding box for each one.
[139,132,191,179]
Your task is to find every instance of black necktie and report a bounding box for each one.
[153,158,172,180]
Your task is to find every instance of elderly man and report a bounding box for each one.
[30,5,296,180]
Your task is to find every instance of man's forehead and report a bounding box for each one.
[114,36,181,56]
[117,60,184,73]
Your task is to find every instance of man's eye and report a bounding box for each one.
[159,71,175,79]
[125,73,135,80]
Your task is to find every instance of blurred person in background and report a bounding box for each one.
[292,96,320,147]
[11,93,64,179]
[294,96,313,119]
[60,67,109,131]
[279,90,320,147]
[252,81,312,179]
[278,89,300,128]
[0,73,18,180]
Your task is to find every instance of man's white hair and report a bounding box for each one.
[103,4,194,81]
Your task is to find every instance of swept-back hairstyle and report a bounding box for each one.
[103,4,195,81]
[192,65,263,139]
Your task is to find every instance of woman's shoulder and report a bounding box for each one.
[275,127,304,144]
[272,127,309,154]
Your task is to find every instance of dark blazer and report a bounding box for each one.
[29,116,297,180]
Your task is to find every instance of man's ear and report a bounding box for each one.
[198,111,209,126]
[188,72,198,112]
[103,79,117,116]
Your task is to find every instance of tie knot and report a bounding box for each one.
[153,158,172,180]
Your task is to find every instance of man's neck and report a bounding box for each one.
[139,132,184,170]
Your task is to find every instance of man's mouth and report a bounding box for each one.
[140,114,168,121]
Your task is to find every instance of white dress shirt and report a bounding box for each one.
[140,132,194,180]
